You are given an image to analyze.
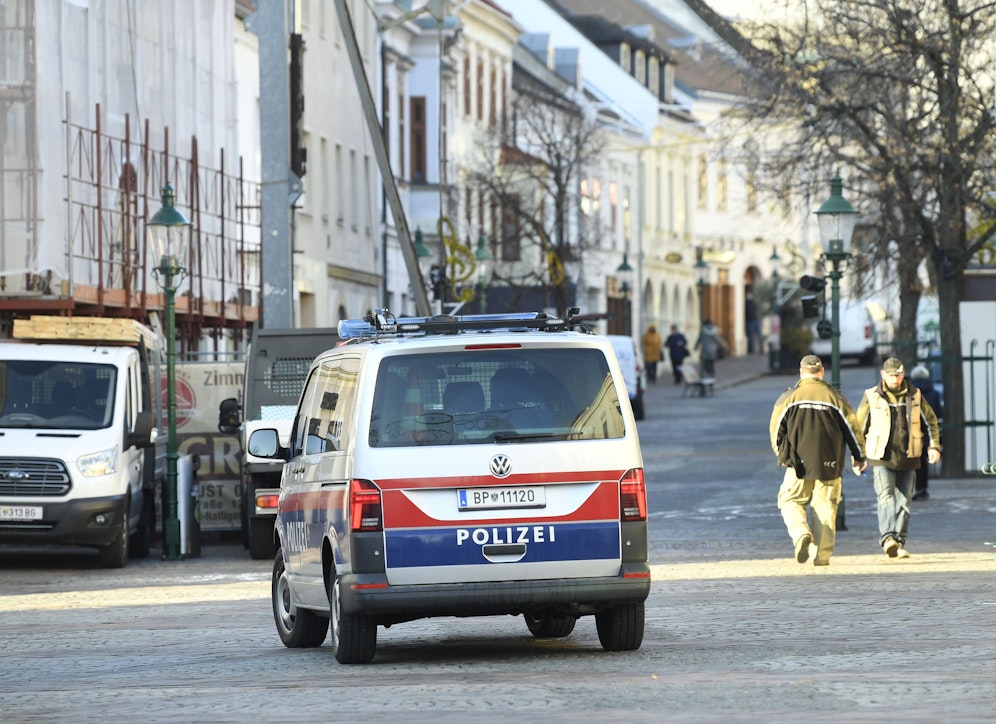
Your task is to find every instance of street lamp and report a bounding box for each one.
[815,174,858,390]
[413,227,438,313]
[695,253,709,326]
[148,182,191,561]
[616,252,633,336]
[474,232,492,314]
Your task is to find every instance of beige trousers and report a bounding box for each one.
[776,469,842,565]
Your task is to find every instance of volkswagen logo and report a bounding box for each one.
[489,454,511,478]
[5,470,28,481]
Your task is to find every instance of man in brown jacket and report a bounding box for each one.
[856,357,941,559]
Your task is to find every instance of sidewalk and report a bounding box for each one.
[647,351,772,393]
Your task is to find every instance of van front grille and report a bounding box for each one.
[0,458,72,496]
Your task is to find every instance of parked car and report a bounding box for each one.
[809,299,895,366]
[606,334,646,420]
[249,309,650,663]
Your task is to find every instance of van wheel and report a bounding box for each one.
[272,549,328,648]
[328,566,376,664]
[97,513,129,569]
[129,491,155,560]
[248,516,274,560]
[595,602,645,651]
[524,610,577,638]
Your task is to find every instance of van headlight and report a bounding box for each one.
[78,448,118,477]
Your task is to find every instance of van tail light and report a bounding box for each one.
[349,479,383,532]
[619,468,647,522]
[864,324,872,340]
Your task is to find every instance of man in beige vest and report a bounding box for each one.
[856,357,942,559]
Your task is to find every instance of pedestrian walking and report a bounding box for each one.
[856,357,941,558]
[745,292,762,354]
[694,320,724,378]
[664,324,690,384]
[641,325,663,385]
[769,355,866,566]
[909,364,943,501]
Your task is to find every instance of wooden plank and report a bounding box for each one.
[12,316,158,349]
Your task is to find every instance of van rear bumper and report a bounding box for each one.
[339,563,651,619]
[0,494,128,548]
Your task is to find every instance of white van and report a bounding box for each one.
[810,299,894,365]
[606,335,646,420]
[249,309,650,663]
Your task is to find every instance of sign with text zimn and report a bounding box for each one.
[168,361,244,531]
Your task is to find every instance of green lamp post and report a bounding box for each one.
[814,174,858,390]
[769,245,782,372]
[474,232,493,314]
[148,182,191,561]
[616,252,634,336]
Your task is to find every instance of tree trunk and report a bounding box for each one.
[937,273,964,477]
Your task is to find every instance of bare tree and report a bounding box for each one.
[466,73,605,314]
[689,0,996,475]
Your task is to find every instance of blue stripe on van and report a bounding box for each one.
[384,521,620,568]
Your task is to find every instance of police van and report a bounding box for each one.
[248,309,650,663]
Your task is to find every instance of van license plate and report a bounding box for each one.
[458,486,545,511]
[0,505,43,521]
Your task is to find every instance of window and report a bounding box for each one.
[717,160,728,212]
[619,43,631,72]
[747,168,758,213]
[383,87,390,159]
[634,50,646,84]
[697,154,708,210]
[368,349,621,447]
[648,57,659,95]
[397,90,405,176]
[489,62,497,126]
[295,357,360,456]
[609,181,618,233]
[581,179,591,216]
[464,54,471,117]
[623,186,631,241]
[350,149,358,229]
[410,96,426,182]
[335,144,344,224]
[476,58,484,121]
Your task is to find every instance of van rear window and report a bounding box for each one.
[368,348,624,447]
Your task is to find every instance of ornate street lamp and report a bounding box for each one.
[147,182,191,561]
[474,232,492,314]
[695,252,709,327]
[616,252,634,336]
[815,174,858,390]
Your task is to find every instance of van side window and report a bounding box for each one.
[290,368,321,457]
[300,356,359,455]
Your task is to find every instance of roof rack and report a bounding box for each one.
[337,307,583,341]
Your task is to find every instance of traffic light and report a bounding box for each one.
[429,264,447,302]
[289,33,306,177]
[801,295,821,319]
[799,275,826,319]
[799,275,826,293]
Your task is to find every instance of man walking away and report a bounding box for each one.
[695,320,721,378]
[664,324,689,384]
[856,357,941,558]
[909,364,943,501]
[769,355,866,566]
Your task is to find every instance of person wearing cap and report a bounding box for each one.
[856,357,942,558]
[769,354,867,566]
[909,364,943,501]
[641,324,663,385]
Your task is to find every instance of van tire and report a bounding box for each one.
[248,516,274,560]
[595,602,645,651]
[97,512,129,569]
[272,549,328,648]
[524,610,577,638]
[130,490,155,559]
[328,566,376,664]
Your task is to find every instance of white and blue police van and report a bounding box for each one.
[247,309,650,663]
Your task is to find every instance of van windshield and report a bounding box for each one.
[0,360,116,430]
[369,348,624,447]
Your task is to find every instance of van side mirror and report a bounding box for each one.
[218,397,241,434]
[128,410,156,447]
[247,428,288,460]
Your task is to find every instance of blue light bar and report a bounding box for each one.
[337,310,554,340]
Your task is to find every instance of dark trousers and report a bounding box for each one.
[646,361,657,383]
[670,357,685,383]
[915,451,929,493]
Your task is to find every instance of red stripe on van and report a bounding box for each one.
[381,480,619,528]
